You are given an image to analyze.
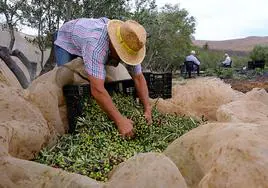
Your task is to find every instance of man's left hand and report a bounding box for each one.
[132,73,152,125]
[144,109,152,125]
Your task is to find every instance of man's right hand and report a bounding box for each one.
[116,117,134,138]
[88,75,135,138]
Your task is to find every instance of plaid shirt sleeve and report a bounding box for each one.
[125,64,142,77]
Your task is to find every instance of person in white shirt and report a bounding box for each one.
[221,53,232,67]
[185,50,201,66]
[184,50,200,78]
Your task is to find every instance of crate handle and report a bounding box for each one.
[119,83,123,92]
[78,86,83,95]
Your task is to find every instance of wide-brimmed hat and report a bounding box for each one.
[191,50,196,55]
[107,19,146,66]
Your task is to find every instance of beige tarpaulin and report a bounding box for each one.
[0,58,189,188]
[106,152,188,188]
[0,83,51,160]
[0,59,22,88]
[165,122,268,188]
[217,88,268,123]
[57,57,132,84]
[151,77,243,121]
[164,85,268,188]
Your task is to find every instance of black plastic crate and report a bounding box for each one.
[148,91,172,99]
[63,80,137,133]
[105,79,136,98]
[150,73,172,89]
[248,60,266,69]
[143,72,152,85]
[143,72,172,99]
[63,84,91,133]
[63,84,90,97]
[254,60,265,69]
[63,74,172,133]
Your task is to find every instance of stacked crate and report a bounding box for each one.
[143,72,172,99]
[105,79,136,98]
[248,60,265,69]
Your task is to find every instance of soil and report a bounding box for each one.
[224,75,268,93]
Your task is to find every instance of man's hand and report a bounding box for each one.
[116,117,134,138]
[89,75,135,137]
[132,73,153,125]
[144,109,152,124]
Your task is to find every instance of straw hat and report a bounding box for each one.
[107,20,146,66]
[191,50,196,55]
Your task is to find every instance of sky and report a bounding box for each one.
[156,0,268,40]
[2,0,267,41]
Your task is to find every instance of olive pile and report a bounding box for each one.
[35,95,198,181]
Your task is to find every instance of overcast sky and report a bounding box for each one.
[3,0,267,41]
[156,0,268,40]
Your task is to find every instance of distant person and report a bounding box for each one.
[220,53,232,67]
[184,50,200,78]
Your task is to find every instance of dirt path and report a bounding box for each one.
[224,75,268,93]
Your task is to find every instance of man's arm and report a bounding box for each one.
[88,75,134,137]
[193,56,201,65]
[132,73,152,124]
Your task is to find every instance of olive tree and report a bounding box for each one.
[132,3,195,72]
[0,0,38,88]
[82,0,130,19]
[250,45,268,62]
[0,0,28,50]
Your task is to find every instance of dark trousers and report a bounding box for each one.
[185,61,200,78]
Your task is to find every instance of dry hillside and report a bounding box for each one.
[193,36,268,52]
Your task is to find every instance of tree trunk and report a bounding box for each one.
[66,0,72,21]
[40,49,44,69]
[39,40,56,76]
[37,35,44,70]
[8,23,15,51]
[37,8,44,70]
[0,46,29,88]
[11,49,37,81]
[144,51,155,70]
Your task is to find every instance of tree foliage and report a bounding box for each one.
[128,2,195,72]
[250,45,268,62]
[82,0,129,19]
[0,0,197,87]
[0,0,28,50]
[23,0,66,68]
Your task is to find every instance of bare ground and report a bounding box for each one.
[224,75,268,93]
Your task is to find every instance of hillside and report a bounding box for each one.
[193,36,268,53]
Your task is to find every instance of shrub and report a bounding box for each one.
[250,45,268,62]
